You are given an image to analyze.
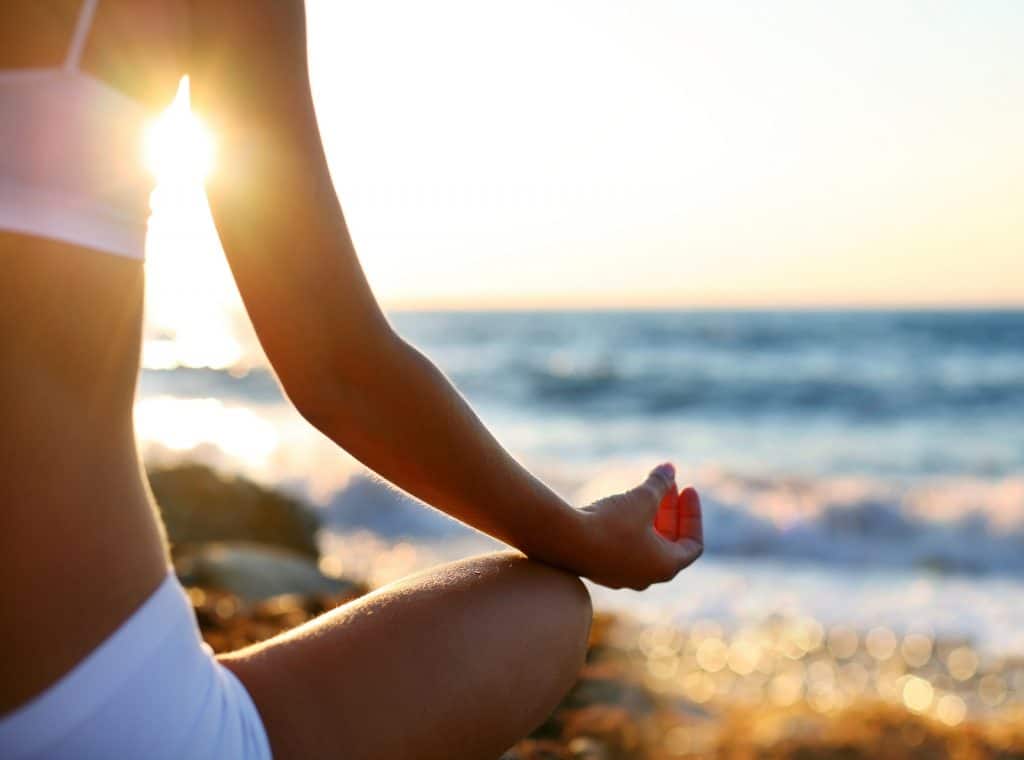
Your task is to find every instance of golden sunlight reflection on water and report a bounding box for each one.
[620,613,1023,733]
[135,393,364,507]
[135,398,278,464]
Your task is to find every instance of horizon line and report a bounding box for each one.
[381,300,1024,313]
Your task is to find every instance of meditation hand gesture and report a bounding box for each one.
[575,463,703,591]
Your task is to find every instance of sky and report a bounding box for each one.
[147,0,1023,318]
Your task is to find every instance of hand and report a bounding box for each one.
[575,463,704,591]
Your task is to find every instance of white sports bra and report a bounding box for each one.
[0,0,154,260]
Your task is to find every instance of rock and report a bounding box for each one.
[148,463,320,558]
[561,706,640,757]
[499,740,569,760]
[560,675,655,715]
[175,541,360,603]
[190,584,369,653]
[566,736,612,760]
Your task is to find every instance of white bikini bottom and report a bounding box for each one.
[0,573,273,759]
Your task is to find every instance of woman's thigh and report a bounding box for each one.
[220,550,593,760]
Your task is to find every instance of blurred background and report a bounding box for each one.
[140,1,1022,754]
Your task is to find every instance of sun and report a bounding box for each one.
[141,75,245,371]
[143,76,215,186]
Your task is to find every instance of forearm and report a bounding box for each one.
[300,334,586,569]
[185,3,587,569]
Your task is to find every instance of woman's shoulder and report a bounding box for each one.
[0,0,188,109]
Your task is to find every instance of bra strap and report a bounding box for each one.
[65,0,100,72]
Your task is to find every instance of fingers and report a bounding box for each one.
[645,533,702,585]
[667,538,704,572]
[654,481,679,540]
[677,486,703,545]
[651,485,704,582]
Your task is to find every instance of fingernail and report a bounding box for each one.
[653,462,675,481]
[678,486,700,514]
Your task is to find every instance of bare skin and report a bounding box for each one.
[221,551,593,760]
[0,2,703,757]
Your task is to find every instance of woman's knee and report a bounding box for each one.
[222,550,593,759]
[464,550,593,668]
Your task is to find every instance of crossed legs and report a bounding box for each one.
[220,550,593,759]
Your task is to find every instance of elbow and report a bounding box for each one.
[289,384,337,434]
[285,324,405,432]
[288,374,356,436]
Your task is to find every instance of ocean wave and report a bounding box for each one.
[140,366,285,405]
[144,359,1024,422]
[467,364,1024,421]
[322,468,1024,577]
[141,311,1024,424]
[390,309,1024,353]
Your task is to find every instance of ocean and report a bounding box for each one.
[136,309,1024,657]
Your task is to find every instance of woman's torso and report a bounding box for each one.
[0,0,189,714]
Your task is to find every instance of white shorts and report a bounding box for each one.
[0,573,273,759]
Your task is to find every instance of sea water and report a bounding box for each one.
[136,309,1024,655]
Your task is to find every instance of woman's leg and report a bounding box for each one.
[219,550,593,760]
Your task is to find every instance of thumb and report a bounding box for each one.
[634,462,675,520]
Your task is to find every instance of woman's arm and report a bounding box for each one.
[187,1,701,589]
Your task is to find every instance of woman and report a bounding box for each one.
[0,1,704,758]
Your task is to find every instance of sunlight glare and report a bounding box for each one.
[144,76,215,185]
[142,77,252,371]
[135,397,279,465]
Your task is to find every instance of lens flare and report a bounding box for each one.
[144,77,215,185]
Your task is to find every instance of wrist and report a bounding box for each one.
[515,501,590,576]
